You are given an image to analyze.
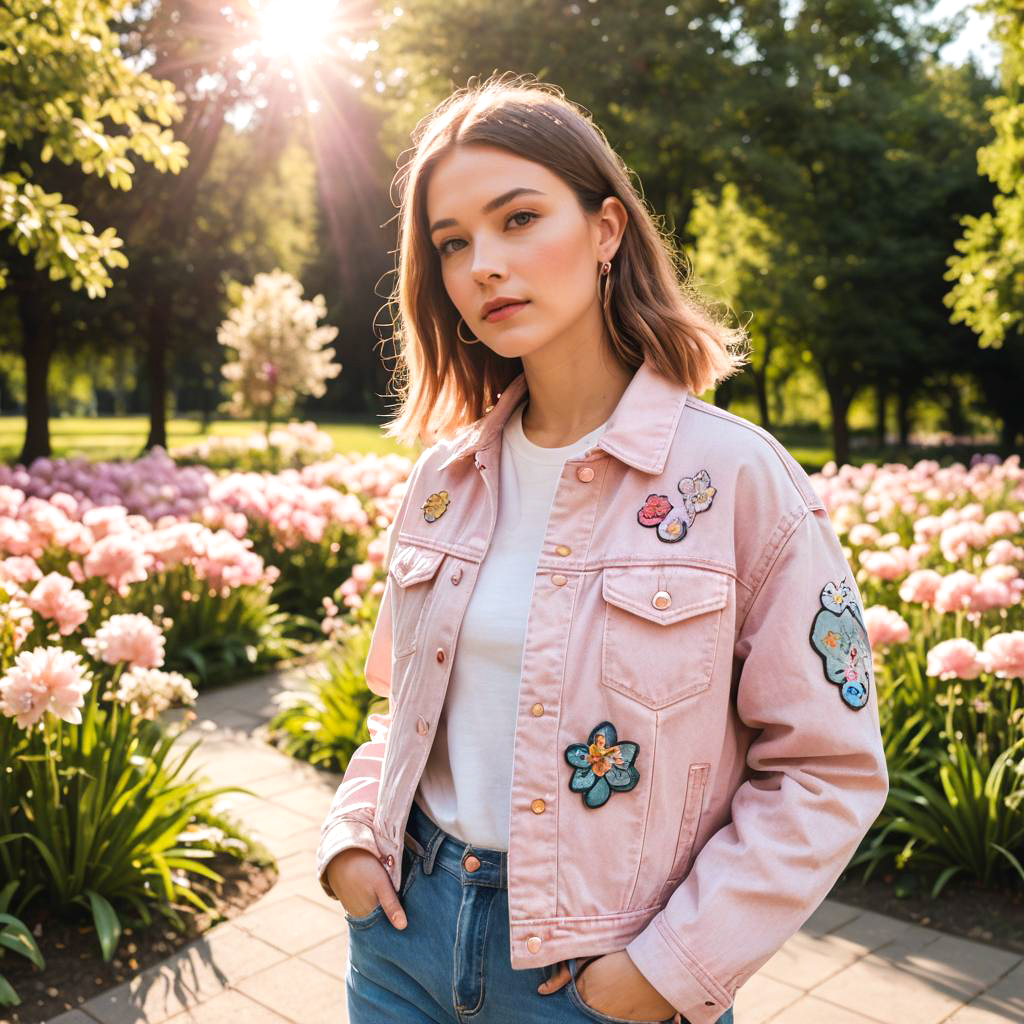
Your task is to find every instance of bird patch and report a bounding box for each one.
[809,579,872,710]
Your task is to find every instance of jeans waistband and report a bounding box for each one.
[404,798,508,889]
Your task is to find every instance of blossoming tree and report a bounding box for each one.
[218,269,341,435]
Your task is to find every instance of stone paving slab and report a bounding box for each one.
[47,668,1024,1024]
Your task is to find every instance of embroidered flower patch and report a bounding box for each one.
[636,469,717,544]
[564,721,640,808]
[421,490,450,523]
[809,578,872,710]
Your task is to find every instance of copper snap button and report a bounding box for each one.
[531,702,544,716]
[551,574,568,587]
[416,716,429,735]
[527,935,542,953]
[531,798,546,814]
[451,567,463,585]
[576,466,595,482]
[555,544,571,557]
[463,854,481,873]
[436,648,446,663]
[652,590,671,610]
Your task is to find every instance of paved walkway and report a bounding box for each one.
[48,670,1024,1024]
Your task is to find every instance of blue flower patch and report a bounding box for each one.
[809,579,872,710]
[564,721,640,808]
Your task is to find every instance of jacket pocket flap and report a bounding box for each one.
[602,566,729,625]
[389,544,445,588]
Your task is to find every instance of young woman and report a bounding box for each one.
[316,73,889,1024]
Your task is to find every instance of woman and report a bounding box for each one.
[316,73,889,1024]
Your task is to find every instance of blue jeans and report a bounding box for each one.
[345,799,735,1024]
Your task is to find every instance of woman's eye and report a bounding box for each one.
[508,210,537,228]
[436,211,537,256]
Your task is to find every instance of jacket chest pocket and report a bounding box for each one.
[388,543,446,659]
[601,566,730,710]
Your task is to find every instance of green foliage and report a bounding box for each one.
[945,3,1024,351]
[0,0,188,295]
[0,680,259,965]
[0,878,44,1007]
[266,616,381,773]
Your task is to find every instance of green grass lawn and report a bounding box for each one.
[0,414,1006,474]
[0,415,420,464]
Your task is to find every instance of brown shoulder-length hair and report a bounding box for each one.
[382,71,750,447]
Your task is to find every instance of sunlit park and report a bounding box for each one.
[1,0,1024,1021]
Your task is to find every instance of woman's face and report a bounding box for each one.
[425,144,624,362]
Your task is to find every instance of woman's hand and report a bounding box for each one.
[538,951,677,1021]
[325,848,407,929]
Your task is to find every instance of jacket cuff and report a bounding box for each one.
[315,816,380,900]
[625,913,733,1024]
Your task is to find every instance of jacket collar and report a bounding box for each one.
[437,358,689,475]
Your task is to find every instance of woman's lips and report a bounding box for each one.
[484,301,529,322]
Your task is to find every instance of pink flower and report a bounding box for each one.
[933,570,980,614]
[0,646,91,727]
[848,523,881,547]
[939,522,989,564]
[926,638,983,681]
[898,569,943,607]
[83,533,149,595]
[986,539,1024,566]
[858,550,907,582]
[980,632,1024,679]
[26,573,92,636]
[984,510,1022,540]
[969,579,1017,613]
[82,614,165,669]
[863,606,910,648]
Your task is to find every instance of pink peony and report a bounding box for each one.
[898,569,943,606]
[939,522,990,564]
[984,510,1022,540]
[926,638,983,681]
[980,632,1024,679]
[0,646,92,727]
[986,539,1024,566]
[933,570,980,614]
[82,614,165,669]
[848,523,881,547]
[83,533,149,595]
[26,573,92,636]
[863,605,910,648]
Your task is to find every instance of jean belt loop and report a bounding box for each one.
[421,821,446,875]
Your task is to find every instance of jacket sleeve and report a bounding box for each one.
[314,453,424,900]
[624,504,890,1024]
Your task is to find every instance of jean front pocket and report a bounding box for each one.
[601,566,730,710]
[565,957,677,1024]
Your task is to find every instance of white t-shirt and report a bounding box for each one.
[414,400,610,850]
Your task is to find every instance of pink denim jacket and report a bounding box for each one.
[315,358,889,1024]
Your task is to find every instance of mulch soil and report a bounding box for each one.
[828,871,1024,957]
[1,853,278,1024]
[5,861,1023,1024]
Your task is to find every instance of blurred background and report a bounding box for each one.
[2,0,1022,472]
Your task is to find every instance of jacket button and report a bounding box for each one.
[463,854,481,872]
[576,466,595,482]
[551,574,568,587]
[555,544,571,556]
[416,716,430,735]
[381,853,394,867]
[531,798,546,814]
[705,1001,715,1007]
[451,567,463,585]
[527,936,542,953]
[652,590,671,610]
[531,702,544,716]
[436,648,446,663]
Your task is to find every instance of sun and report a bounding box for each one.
[254,0,339,63]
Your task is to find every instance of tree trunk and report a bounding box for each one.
[14,262,53,466]
[875,382,886,449]
[751,364,772,430]
[896,382,912,447]
[714,378,734,409]
[823,371,852,467]
[144,291,170,451]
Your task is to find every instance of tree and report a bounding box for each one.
[0,0,188,464]
[945,3,1024,353]
[218,269,341,432]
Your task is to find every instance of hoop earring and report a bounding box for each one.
[456,316,481,345]
[599,259,626,356]
[599,260,612,305]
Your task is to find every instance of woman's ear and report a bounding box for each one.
[596,196,628,263]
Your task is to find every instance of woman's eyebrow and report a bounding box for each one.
[429,187,546,234]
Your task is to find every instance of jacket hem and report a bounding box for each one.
[315,815,379,900]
